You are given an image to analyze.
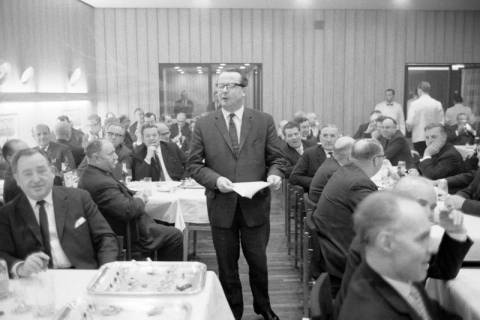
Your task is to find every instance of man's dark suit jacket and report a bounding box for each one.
[446,170,476,194]
[383,130,414,168]
[131,142,186,181]
[418,143,464,180]
[0,187,118,273]
[338,261,461,320]
[38,141,76,173]
[3,166,22,204]
[128,121,140,142]
[57,138,85,168]
[457,168,480,215]
[353,122,372,140]
[170,123,192,154]
[280,140,315,178]
[77,144,132,181]
[187,108,285,228]
[289,144,327,191]
[335,232,473,314]
[313,163,377,278]
[308,157,340,204]
[447,124,475,145]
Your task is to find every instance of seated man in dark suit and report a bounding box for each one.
[131,123,186,181]
[32,124,77,180]
[0,148,118,277]
[380,117,414,167]
[336,176,472,314]
[447,112,476,145]
[170,112,192,154]
[313,139,381,293]
[280,121,316,178]
[77,121,132,181]
[445,156,480,215]
[1,139,29,203]
[294,116,318,146]
[55,121,86,167]
[289,124,339,191]
[57,115,85,150]
[418,123,464,179]
[78,140,183,261]
[338,192,461,320]
[353,110,382,139]
[308,136,354,204]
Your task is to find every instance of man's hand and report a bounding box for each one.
[134,191,149,204]
[216,177,234,193]
[17,252,50,277]
[267,175,282,191]
[365,121,376,134]
[444,194,466,211]
[438,209,466,235]
[424,143,441,157]
[145,145,157,162]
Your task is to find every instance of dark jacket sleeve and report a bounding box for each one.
[418,148,464,180]
[427,233,473,279]
[289,155,312,189]
[265,114,287,178]
[447,170,475,191]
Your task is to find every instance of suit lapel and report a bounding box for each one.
[238,109,253,154]
[17,194,43,244]
[214,110,236,155]
[52,187,67,240]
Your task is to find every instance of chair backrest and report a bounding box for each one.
[116,235,126,261]
[310,273,333,320]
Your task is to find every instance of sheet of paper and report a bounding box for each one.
[232,181,271,199]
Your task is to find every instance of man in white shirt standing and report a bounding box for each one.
[406,81,444,156]
[375,88,406,134]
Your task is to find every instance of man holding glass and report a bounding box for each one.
[188,68,285,320]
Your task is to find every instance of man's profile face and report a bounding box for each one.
[284,127,302,149]
[217,72,245,111]
[98,142,118,172]
[33,126,51,148]
[105,125,125,148]
[425,127,446,147]
[381,119,397,139]
[389,202,433,282]
[157,124,171,142]
[14,153,54,201]
[87,119,101,135]
[319,127,339,151]
[143,127,160,147]
[385,90,394,103]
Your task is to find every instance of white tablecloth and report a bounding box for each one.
[427,268,480,320]
[1,269,234,320]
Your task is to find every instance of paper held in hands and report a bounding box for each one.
[232,181,272,199]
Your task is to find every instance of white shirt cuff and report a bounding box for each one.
[144,158,151,165]
[420,156,431,161]
[11,261,24,278]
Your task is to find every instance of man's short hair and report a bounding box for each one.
[424,123,447,135]
[133,108,143,114]
[57,115,71,123]
[87,114,101,124]
[375,115,386,123]
[105,121,125,133]
[333,136,355,159]
[32,124,51,135]
[145,112,157,120]
[282,121,300,136]
[369,110,382,116]
[293,116,309,125]
[54,122,72,140]
[118,115,129,123]
[417,81,431,93]
[382,116,397,125]
[221,68,248,87]
[453,93,463,104]
[10,148,50,173]
[354,191,409,245]
[103,117,118,129]
[2,139,26,160]
[351,139,383,161]
[85,139,105,159]
[385,88,395,95]
[141,123,159,136]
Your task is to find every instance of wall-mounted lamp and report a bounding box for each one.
[20,66,34,84]
[69,67,82,86]
[0,62,11,83]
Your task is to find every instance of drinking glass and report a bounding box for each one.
[32,271,55,318]
[0,259,9,299]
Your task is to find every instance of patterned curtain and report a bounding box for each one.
[461,68,480,118]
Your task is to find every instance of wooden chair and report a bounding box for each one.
[182,222,211,261]
[310,273,334,320]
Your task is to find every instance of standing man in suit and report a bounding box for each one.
[131,123,186,181]
[338,192,461,320]
[0,148,118,277]
[188,68,285,320]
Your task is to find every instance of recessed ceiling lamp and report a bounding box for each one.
[0,62,11,83]
[174,66,180,69]
[244,63,250,66]
[452,64,465,71]
[220,63,226,66]
[20,66,34,84]
[69,67,82,86]
[239,66,246,70]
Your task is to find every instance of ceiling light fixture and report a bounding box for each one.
[69,67,82,86]
[20,66,34,84]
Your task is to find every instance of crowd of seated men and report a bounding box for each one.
[0,108,198,278]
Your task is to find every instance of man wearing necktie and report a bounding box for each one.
[131,123,186,181]
[188,68,286,320]
[374,88,406,134]
[338,192,461,320]
[0,148,118,278]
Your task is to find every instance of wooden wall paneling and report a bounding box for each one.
[241,9,253,62]
[282,10,294,118]
[94,9,108,113]
[231,10,242,62]
[104,9,118,112]
[220,9,232,61]
[384,11,397,90]
[210,9,221,62]
[414,11,426,62]
[261,10,274,116]
[332,10,346,130]
[115,9,128,115]
[178,9,191,62]
[312,10,325,123]
[473,12,480,60]
[147,9,159,114]
[322,10,335,124]
[394,11,407,104]
[434,11,446,62]
[344,10,356,135]
[251,9,263,62]
[271,10,284,117]
[454,12,466,61]
[405,11,416,63]
[363,10,377,112]
[292,10,305,113]
[157,10,169,62]
[444,11,456,62]
[199,9,211,62]
[463,12,474,62]
[136,9,149,110]
[424,11,436,63]
[189,9,201,62]
[167,9,180,62]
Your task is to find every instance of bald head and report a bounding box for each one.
[156,122,171,142]
[351,139,383,161]
[333,136,355,163]
[394,176,437,215]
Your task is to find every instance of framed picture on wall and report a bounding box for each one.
[0,113,19,146]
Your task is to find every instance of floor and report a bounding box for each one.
[189,188,304,320]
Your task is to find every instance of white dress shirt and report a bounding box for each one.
[27,192,72,269]
[406,94,444,143]
[375,100,406,134]
[221,106,244,144]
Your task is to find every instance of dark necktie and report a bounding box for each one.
[228,113,239,156]
[153,153,165,181]
[37,200,53,267]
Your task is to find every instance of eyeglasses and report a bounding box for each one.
[106,132,124,138]
[215,83,242,90]
[159,131,170,136]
